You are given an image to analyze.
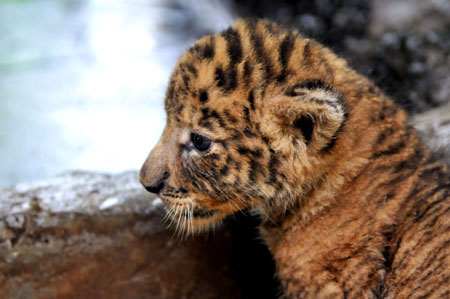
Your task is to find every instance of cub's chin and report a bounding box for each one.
[160,194,249,236]
[162,202,227,236]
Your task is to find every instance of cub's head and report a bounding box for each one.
[140,19,348,234]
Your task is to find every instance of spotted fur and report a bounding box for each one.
[140,19,450,298]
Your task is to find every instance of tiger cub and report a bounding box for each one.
[140,19,450,298]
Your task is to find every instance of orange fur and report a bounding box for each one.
[140,19,450,298]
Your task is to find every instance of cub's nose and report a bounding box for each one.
[140,168,170,195]
[143,180,165,194]
[140,141,170,194]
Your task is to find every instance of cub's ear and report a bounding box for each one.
[262,81,348,152]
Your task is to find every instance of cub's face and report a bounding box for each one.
[140,84,274,233]
[140,20,348,234]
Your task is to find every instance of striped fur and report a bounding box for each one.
[140,19,450,298]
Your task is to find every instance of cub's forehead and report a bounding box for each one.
[162,19,302,127]
[163,30,251,123]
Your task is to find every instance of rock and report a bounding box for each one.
[366,0,450,113]
[0,171,242,299]
[410,101,450,164]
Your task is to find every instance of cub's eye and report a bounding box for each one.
[191,132,211,152]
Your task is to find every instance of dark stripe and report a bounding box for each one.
[285,88,306,97]
[221,140,228,150]
[279,33,296,68]
[400,186,449,238]
[188,44,199,53]
[266,154,280,185]
[376,127,395,145]
[173,101,184,115]
[418,165,446,180]
[381,191,396,205]
[180,63,198,78]
[219,165,229,176]
[204,175,228,201]
[191,180,203,191]
[237,146,263,158]
[376,171,416,190]
[372,140,406,159]
[296,79,328,90]
[252,148,263,158]
[182,74,190,88]
[416,239,450,279]
[276,32,295,83]
[244,127,256,138]
[215,66,237,93]
[189,37,215,60]
[284,79,331,97]
[215,67,225,87]
[276,72,287,83]
[421,205,450,230]
[199,107,227,129]
[248,160,264,184]
[221,28,243,65]
[230,130,243,141]
[224,68,237,92]
[219,28,242,93]
[303,41,311,62]
[417,259,447,290]
[248,89,255,110]
[198,119,213,130]
[248,22,273,82]
[394,147,424,172]
[378,103,398,121]
[414,190,448,224]
[200,107,209,119]
[209,153,220,160]
[193,208,217,218]
[407,185,447,215]
[262,20,281,35]
[310,97,325,105]
[223,109,238,124]
[237,146,250,155]
[321,60,335,83]
[199,89,208,103]
[202,37,215,59]
[243,60,253,86]
[209,110,226,128]
[166,82,175,102]
[243,107,250,123]
[324,99,339,111]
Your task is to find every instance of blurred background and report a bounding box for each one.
[0,0,449,188]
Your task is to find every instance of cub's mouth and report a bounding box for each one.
[192,208,218,218]
[159,197,218,220]
[157,196,224,234]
